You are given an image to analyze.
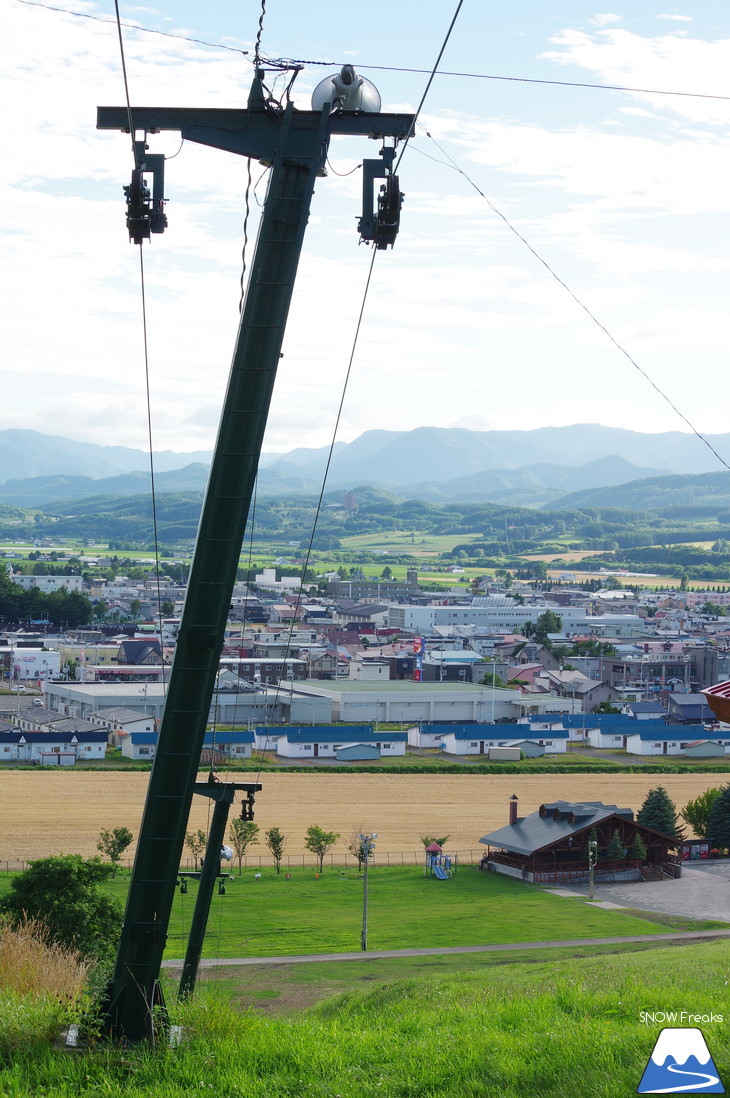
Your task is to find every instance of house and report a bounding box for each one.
[435,723,568,755]
[92,706,156,746]
[626,701,667,720]
[270,724,407,759]
[0,727,107,764]
[480,797,679,885]
[586,718,669,750]
[665,693,714,723]
[117,639,163,666]
[624,726,730,756]
[119,729,254,762]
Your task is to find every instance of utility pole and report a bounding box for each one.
[96,67,413,1043]
[360,833,377,951]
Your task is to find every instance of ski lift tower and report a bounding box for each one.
[96,66,413,1042]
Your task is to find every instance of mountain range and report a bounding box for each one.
[0,425,728,511]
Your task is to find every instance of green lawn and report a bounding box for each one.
[102,865,697,960]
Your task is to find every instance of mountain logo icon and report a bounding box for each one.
[638,1027,724,1093]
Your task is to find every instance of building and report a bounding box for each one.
[119,729,254,762]
[270,725,407,759]
[42,679,330,726]
[441,723,567,755]
[289,680,523,724]
[480,798,680,884]
[0,727,107,765]
[12,575,83,593]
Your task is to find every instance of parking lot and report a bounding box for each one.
[565,859,730,923]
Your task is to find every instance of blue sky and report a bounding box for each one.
[3,2,730,458]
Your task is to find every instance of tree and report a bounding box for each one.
[346,827,372,872]
[606,829,626,861]
[304,825,340,872]
[228,819,260,875]
[184,828,207,868]
[636,786,685,841]
[161,600,175,616]
[535,610,562,638]
[682,787,724,838]
[419,834,450,850]
[629,834,647,862]
[593,701,621,714]
[265,827,286,874]
[93,599,109,622]
[707,785,730,848]
[97,826,133,874]
[0,854,122,962]
[129,599,142,619]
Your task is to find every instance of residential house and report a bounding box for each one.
[433,723,568,756]
[272,724,406,759]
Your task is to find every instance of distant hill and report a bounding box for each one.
[0,425,728,507]
[550,470,730,512]
[259,424,730,487]
[0,464,211,508]
[396,455,664,507]
[0,430,212,483]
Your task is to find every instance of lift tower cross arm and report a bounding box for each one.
[97,72,413,1042]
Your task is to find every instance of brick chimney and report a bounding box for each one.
[509,794,519,826]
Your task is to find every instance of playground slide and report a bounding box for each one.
[432,864,450,880]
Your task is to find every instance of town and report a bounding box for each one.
[2,550,729,766]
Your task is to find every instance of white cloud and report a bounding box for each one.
[3,1,730,453]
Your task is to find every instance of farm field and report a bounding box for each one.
[340,531,483,555]
[0,770,722,864]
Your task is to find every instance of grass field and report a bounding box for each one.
[340,531,484,555]
[0,864,690,961]
[0,770,724,864]
[2,940,729,1096]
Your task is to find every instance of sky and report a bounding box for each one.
[3,1,730,459]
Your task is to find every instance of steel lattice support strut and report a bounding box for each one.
[96,71,413,1042]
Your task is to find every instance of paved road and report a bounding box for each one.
[565,860,730,922]
[162,926,730,969]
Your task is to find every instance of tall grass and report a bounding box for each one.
[0,916,91,997]
[0,917,91,1058]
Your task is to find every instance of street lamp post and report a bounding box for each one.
[588,839,598,900]
[360,833,377,951]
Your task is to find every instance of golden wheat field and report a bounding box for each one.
[0,770,725,865]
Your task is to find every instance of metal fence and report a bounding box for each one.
[0,850,482,876]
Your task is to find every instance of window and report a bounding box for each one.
[613,736,621,742]
[653,743,661,748]
[84,745,92,752]
[302,744,312,751]
[469,742,478,748]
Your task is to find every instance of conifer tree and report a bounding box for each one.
[606,830,625,861]
[707,785,730,848]
[636,786,684,841]
[629,833,647,862]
